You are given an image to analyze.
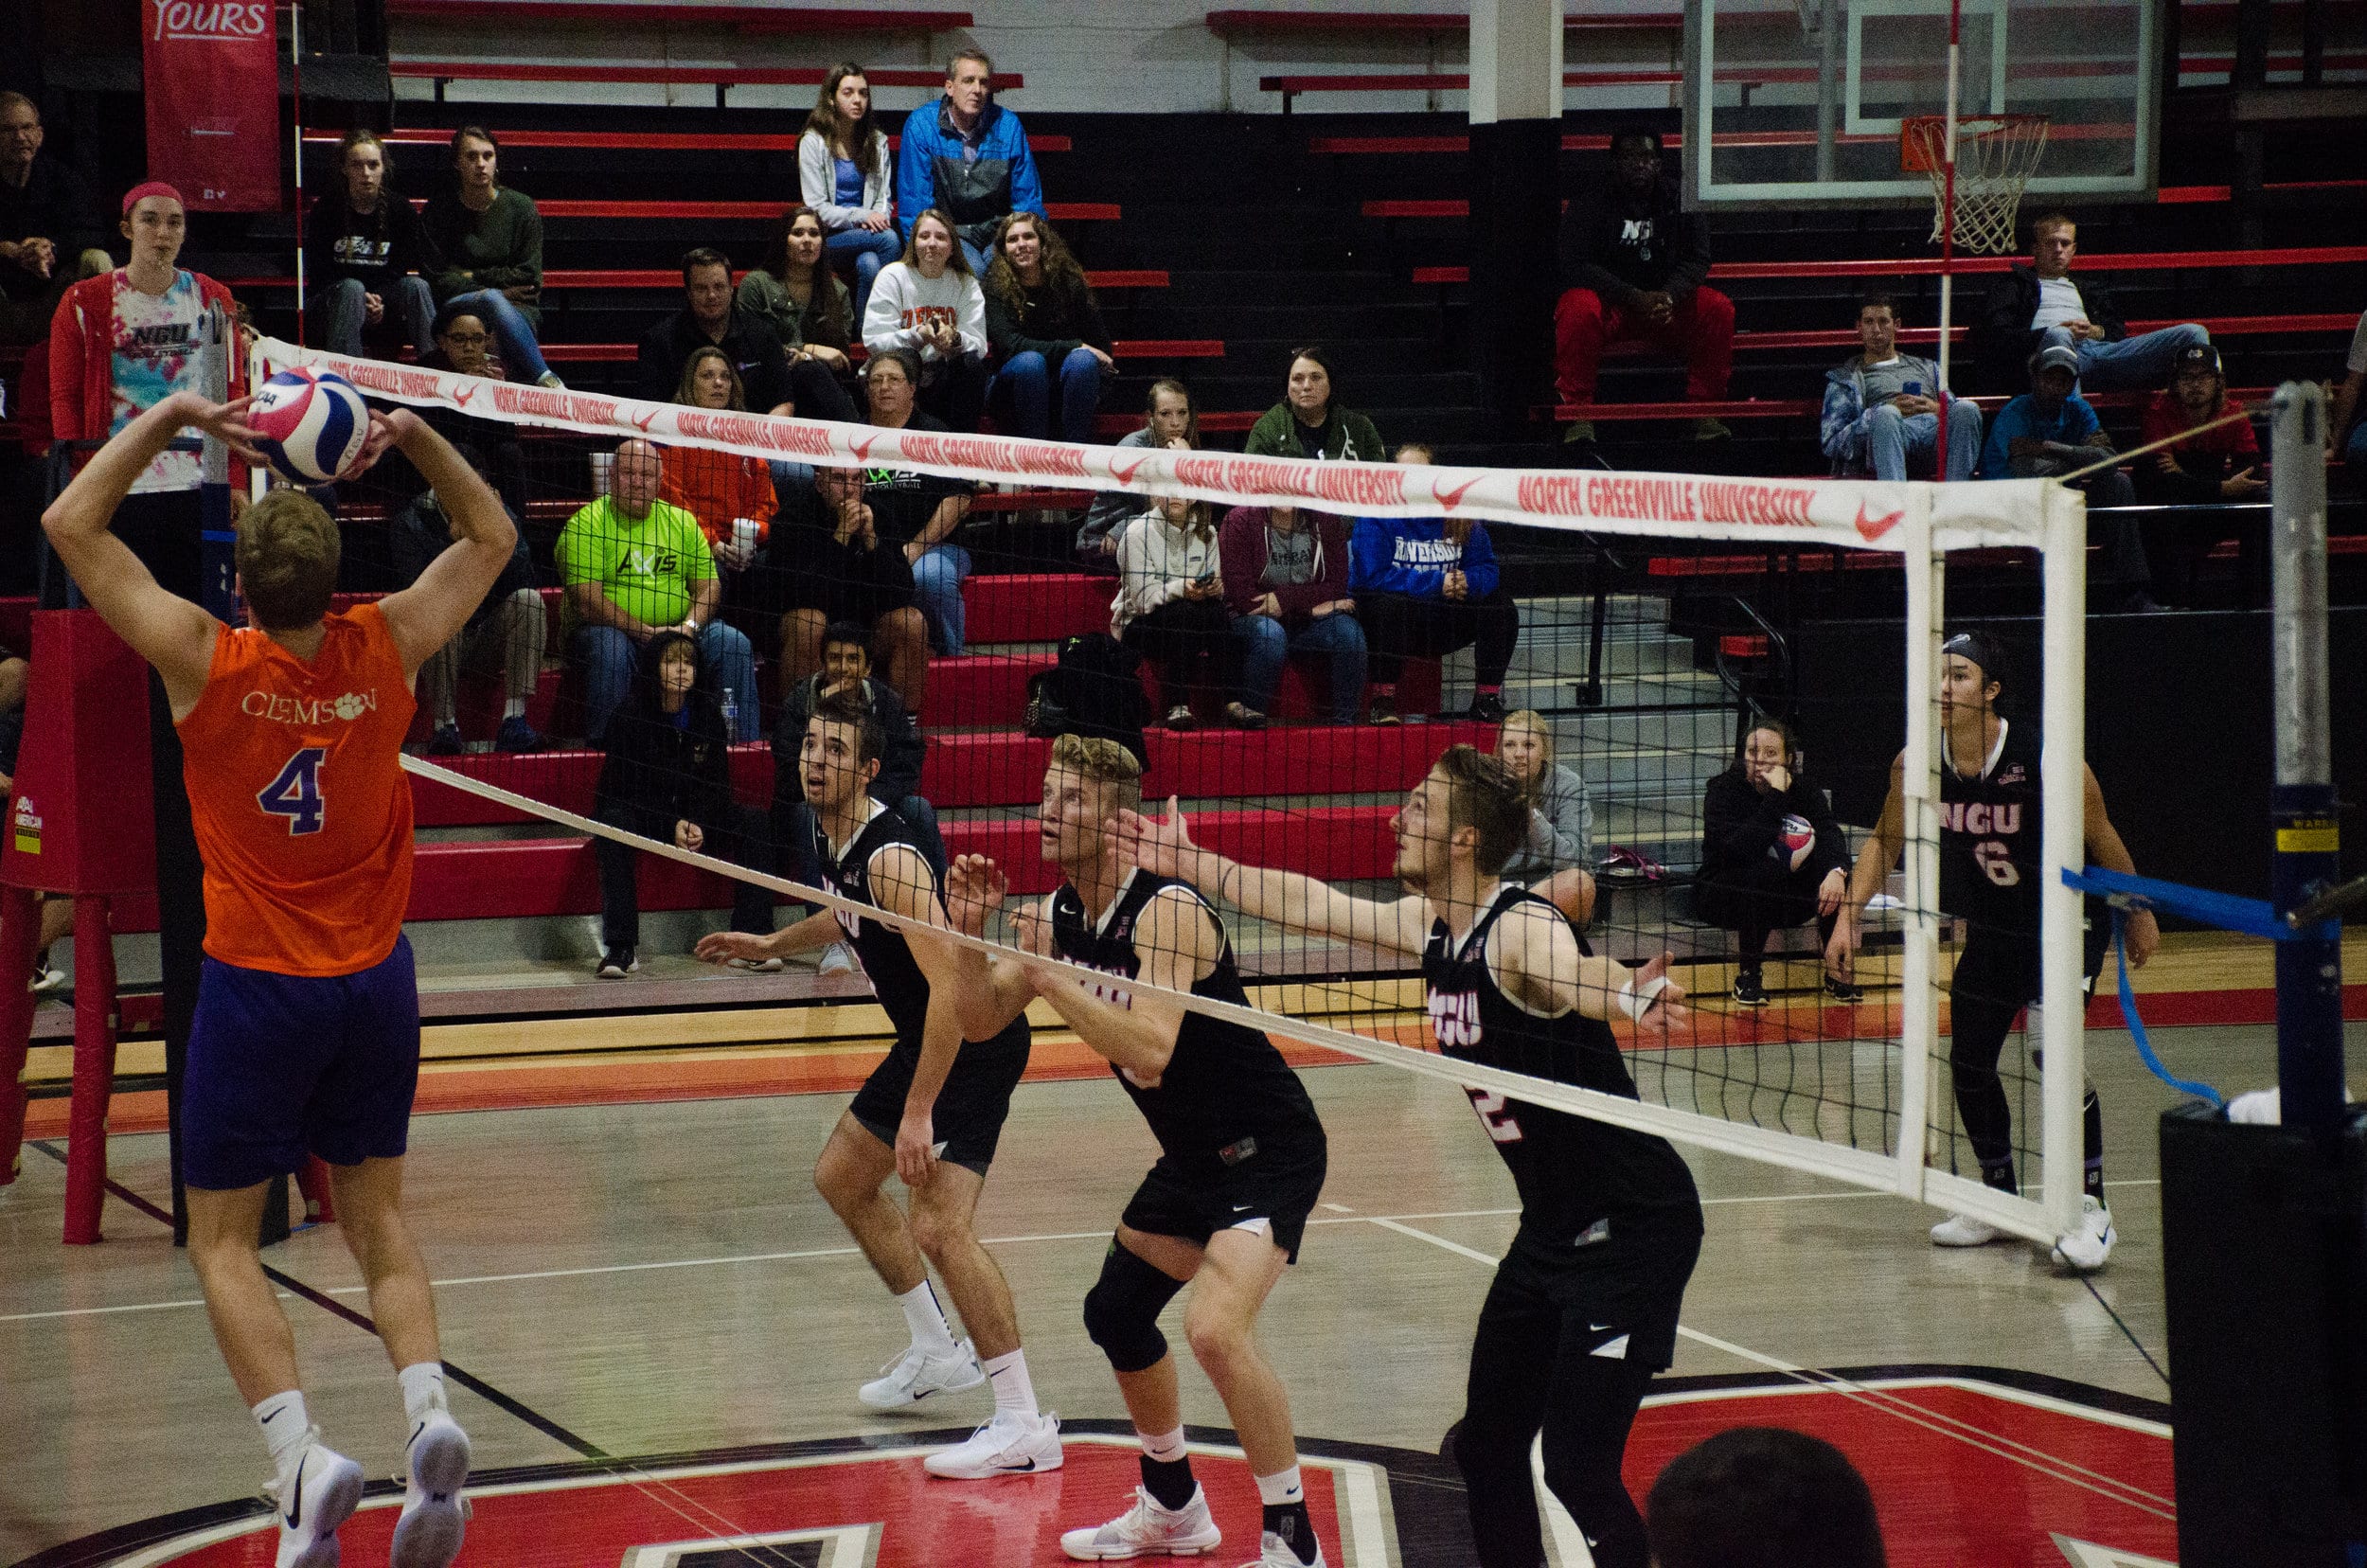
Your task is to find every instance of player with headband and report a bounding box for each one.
[1825,628,2159,1269]
[1121,743,1701,1568]
[937,733,1332,1566]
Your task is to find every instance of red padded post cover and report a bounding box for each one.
[1,611,160,898]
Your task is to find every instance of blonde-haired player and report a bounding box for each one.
[943,734,1332,1566]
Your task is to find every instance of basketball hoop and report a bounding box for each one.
[1901,114,2049,257]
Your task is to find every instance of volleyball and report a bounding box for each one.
[1777,813,1817,872]
[249,368,369,485]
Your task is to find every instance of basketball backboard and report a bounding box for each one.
[1681,0,2162,208]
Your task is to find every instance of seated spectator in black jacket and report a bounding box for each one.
[1694,720,1859,1007]
[733,207,863,423]
[593,630,775,978]
[856,347,975,664]
[2134,342,2266,606]
[1554,129,1733,445]
[392,444,549,757]
[781,464,930,717]
[0,91,111,346]
[1975,210,2209,394]
[405,300,529,517]
[1646,1427,1888,1568]
[772,618,945,877]
[305,130,436,360]
[636,246,824,419]
[983,211,1113,442]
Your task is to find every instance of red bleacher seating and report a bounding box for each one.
[384,1,974,30]
[391,62,1023,93]
[300,130,1073,154]
[527,198,1106,223]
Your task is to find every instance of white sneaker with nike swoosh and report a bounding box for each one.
[271,1429,365,1568]
[922,1409,1064,1479]
[1061,1484,1222,1559]
[392,1410,472,1568]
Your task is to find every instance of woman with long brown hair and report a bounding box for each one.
[797,62,902,322]
[862,206,989,430]
[982,210,1113,442]
[736,206,861,422]
[304,128,436,357]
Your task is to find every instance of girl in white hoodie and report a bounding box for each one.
[862,206,990,430]
[1113,492,1258,730]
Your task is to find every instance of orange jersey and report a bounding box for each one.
[176,603,418,976]
[660,446,775,546]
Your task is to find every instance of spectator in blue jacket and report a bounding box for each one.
[1349,443,1520,725]
[1984,344,2153,607]
[896,48,1044,275]
[1819,294,1982,481]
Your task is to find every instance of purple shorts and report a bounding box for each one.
[181,935,421,1191]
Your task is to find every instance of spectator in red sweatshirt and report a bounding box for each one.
[2135,342,2266,606]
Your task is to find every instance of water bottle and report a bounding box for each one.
[721,686,739,739]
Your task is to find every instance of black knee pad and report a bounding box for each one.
[1081,1237,1184,1374]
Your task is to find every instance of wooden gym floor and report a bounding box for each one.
[3,934,2358,1566]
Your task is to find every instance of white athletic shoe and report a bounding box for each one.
[1237,1529,1326,1567]
[922,1409,1064,1479]
[391,1411,472,1568]
[2050,1196,2117,1272]
[819,941,858,976]
[271,1430,365,1568]
[859,1340,986,1411]
[726,954,786,974]
[1061,1485,1223,1559]
[1929,1212,2009,1248]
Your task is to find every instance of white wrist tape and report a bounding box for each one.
[1617,973,1673,1023]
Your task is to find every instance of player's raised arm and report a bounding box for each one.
[1825,751,1908,982]
[1118,796,1431,956]
[939,853,1041,1038]
[41,389,240,713]
[1023,884,1219,1078]
[1495,898,1687,1036]
[867,839,970,1187]
[376,412,520,677]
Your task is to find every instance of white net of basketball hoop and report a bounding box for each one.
[1904,115,2050,257]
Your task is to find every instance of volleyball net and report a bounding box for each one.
[252,335,2096,1246]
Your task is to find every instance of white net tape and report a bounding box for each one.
[1914,116,2051,258]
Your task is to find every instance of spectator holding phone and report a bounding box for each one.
[1820,293,1981,481]
[1219,501,1363,724]
[1077,379,1198,568]
[1112,492,1256,731]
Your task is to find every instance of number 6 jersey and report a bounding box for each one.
[1422,885,1700,1250]
[1937,717,2049,939]
[176,603,418,976]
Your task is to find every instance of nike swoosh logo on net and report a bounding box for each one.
[284,1456,305,1529]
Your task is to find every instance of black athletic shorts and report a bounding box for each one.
[849,1029,1031,1175]
[1486,1219,1702,1374]
[1949,912,2114,1013]
[1120,1139,1328,1265]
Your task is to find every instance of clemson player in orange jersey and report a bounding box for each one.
[44,386,517,1568]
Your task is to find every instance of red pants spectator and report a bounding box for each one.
[1554,286,1735,405]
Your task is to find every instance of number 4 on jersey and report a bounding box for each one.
[258,747,328,835]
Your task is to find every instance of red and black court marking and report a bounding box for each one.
[19,1367,2176,1567]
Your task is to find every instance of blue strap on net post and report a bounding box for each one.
[2062,865,2251,1110]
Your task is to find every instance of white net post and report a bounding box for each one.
[2037,481,2091,1241]
[1895,504,1944,1205]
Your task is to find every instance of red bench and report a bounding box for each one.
[385,1,974,30]
[535,333,1205,365]
[1414,245,2367,284]
[1555,384,2280,423]
[390,62,1024,106]
[407,720,1489,826]
[299,129,1073,154]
